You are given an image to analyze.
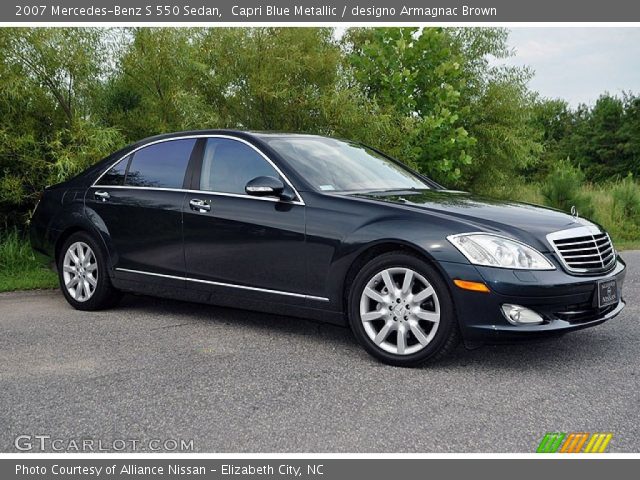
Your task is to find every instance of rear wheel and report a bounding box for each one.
[57,231,122,311]
[348,252,459,367]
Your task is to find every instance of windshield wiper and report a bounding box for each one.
[365,187,424,195]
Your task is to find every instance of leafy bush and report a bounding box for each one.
[540,160,595,218]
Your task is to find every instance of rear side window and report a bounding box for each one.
[97,155,130,186]
[125,139,196,189]
[200,138,279,194]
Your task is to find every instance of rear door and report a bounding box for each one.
[86,138,198,280]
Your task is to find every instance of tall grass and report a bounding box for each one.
[612,176,640,223]
[1,229,37,274]
[509,179,640,248]
[0,229,58,292]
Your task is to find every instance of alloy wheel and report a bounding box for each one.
[359,267,440,355]
[62,241,98,302]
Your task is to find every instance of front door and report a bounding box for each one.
[182,137,308,305]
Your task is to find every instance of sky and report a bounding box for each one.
[498,27,640,107]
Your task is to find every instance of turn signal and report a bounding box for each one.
[453,279,490,293]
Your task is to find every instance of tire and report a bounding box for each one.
[348,252,459,367]
[57,231,122,311]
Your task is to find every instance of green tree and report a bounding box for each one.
[618,93,640,176]
[193,27,389,143]
[344,27,476,184]
[462,68,542,194]
[537,93,640,182]
[343,27,542,189]
[0,28,123,228]
[581,95,626,180]
[529,98,573,177]
[2,26,637,237]
[98,28,217,139]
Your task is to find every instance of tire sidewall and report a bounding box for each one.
[57,231,113,311]
[348,253,457,366]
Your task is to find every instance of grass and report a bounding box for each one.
[0,229,58,292]
[508,180,640,248]
[616,240,640,251]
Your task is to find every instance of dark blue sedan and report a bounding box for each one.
[30,130,626,366]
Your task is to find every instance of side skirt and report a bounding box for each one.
[112,277,347,326]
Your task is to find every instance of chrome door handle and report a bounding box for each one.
[189,198,211,212]
[94,190,110,201]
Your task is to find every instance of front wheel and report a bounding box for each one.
[57,231,122,311]
[348,252,459,367]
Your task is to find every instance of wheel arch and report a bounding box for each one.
[54,224,114,277]
[341,240,456,314]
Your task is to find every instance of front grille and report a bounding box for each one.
[548,227,616,274]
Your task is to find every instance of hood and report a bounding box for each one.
[350,189,601,251]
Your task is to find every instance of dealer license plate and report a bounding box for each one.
[598,279,618,308]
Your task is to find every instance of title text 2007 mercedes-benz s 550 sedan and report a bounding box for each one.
[30,130,626,366]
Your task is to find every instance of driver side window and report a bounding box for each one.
[199,138,280,194]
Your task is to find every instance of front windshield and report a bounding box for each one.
[266,137,431,193]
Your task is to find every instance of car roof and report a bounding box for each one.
[249,131,332,140]
[136,129,331,143]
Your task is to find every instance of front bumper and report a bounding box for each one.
[439,256,627,348]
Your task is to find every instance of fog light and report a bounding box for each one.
[501,304,544,325]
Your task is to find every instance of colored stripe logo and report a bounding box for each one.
[537,432,612,453]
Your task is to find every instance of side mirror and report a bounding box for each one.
[245,176,286,198]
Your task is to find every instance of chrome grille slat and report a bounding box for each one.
[560,248,596,254]
[599,250,614,259]
[555,239,603,248]
[566,261,604,265]
[562,253,605,259]
[557,234,606,241]
[547,225,616,274]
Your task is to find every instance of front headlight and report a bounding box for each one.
[447,233,555,270]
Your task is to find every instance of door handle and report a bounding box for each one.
[189,198,211,213]
[94,190,110,202]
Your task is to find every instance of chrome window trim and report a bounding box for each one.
[546,225,616,274]
[116,268,329,302]
[91,134,305,206]
[88,185,301,205]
